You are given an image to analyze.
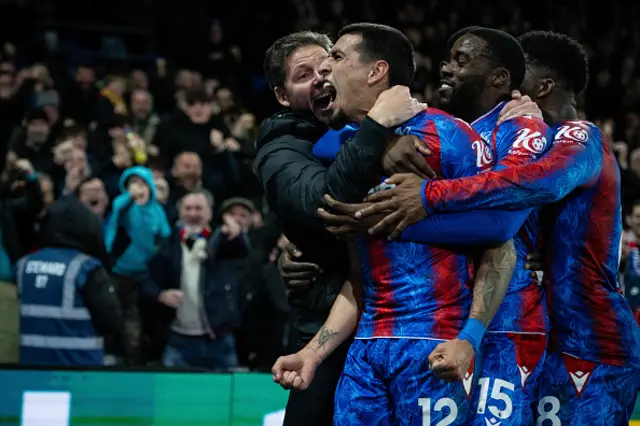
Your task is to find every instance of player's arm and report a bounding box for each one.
[397,117,533,245]
[423,121,603,213]
[303,240,362,361]
[466,240,516,336]
[429,239,516,380]
[255,117,392,229]
[400,208,532,246]
[272,241,362,390]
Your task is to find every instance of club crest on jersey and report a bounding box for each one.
[510,128,547,156]
[554,124,589,146]
[472,140,493,168]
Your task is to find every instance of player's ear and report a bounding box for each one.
[274,87,290,107]
[537,78,555,100]
[367,60,389,86]
[492,67,510,90]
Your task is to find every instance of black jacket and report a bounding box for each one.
[255,110,392,336]
[141,226,249,338]
[43,198,124,345]
[1,174,44,263]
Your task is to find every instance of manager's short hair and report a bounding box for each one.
[263,31,332,90]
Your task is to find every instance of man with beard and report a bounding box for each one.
[272,23,518,426]
[323,27,553,426]
[256,31,428,426]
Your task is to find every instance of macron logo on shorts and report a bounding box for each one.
[561,353,597,398]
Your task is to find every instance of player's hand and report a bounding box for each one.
[524,251,544,279]
[318,194,386,238]
[13,158,34,175]
[278,243,322,292]
[368,86,428,128]
[272,347,322,390]
[428,338,474,382]
[158,289,183,308]
[221,214,242,240]
[497,90,542,125]
[383,135,436,179]
[356,173,427,239]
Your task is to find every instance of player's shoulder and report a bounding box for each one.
[499,114,550,133]
[552,120,602,146]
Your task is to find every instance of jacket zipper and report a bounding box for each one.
[199,258,215,339]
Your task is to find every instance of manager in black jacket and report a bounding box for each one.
[255,31,428,426]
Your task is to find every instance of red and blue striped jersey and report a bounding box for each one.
[463,102,552,334]
[541,122,640,368]
[422,119,640,368]
[356,108,492,340]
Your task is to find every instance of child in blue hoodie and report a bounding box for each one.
[105,166,171,365]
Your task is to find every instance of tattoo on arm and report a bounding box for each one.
[312,325,339,350]
[470,240,517,327]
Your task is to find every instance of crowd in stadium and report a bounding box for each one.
[1,0,640,424]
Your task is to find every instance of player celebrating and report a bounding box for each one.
[346,27,552,426]
[355,31,640,425]
[272,23,517,426]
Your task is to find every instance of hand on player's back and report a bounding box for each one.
[272,348,322,390]
[367,86,428,128]
[497,90,543,125]
[383,135,436,179]
[318,194,386,238]
[278,243,322,292]
[355,173,427,239]
[428,338,474,382]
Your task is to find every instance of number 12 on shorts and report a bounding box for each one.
[418,397,458,426]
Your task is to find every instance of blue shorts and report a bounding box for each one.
[333,338,475,426]
[535,351,640,425]
[469,333,546,426]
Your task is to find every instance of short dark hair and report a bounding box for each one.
[338,23,416,87]
[184,87,210,105]
[24,108,48,123]
[519,30,589,95]
[446,26,525,90]
[264,31,332,90]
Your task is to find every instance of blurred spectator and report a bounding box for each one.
[77,177,110,231]
[64,65,99,126]
[153,87,241,201]
[16,197,123,366]
[129,89,161,150]
[105,166,171,365]
[96,75,128,127]
[142,189,247,370]
[165,151,203,223]
[9,109,55,175]
[625,200,640,326]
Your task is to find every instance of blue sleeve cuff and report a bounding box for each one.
[457,318,486,352]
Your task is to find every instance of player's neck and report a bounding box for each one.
[543,91,578,126]
[468,92,510,123]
